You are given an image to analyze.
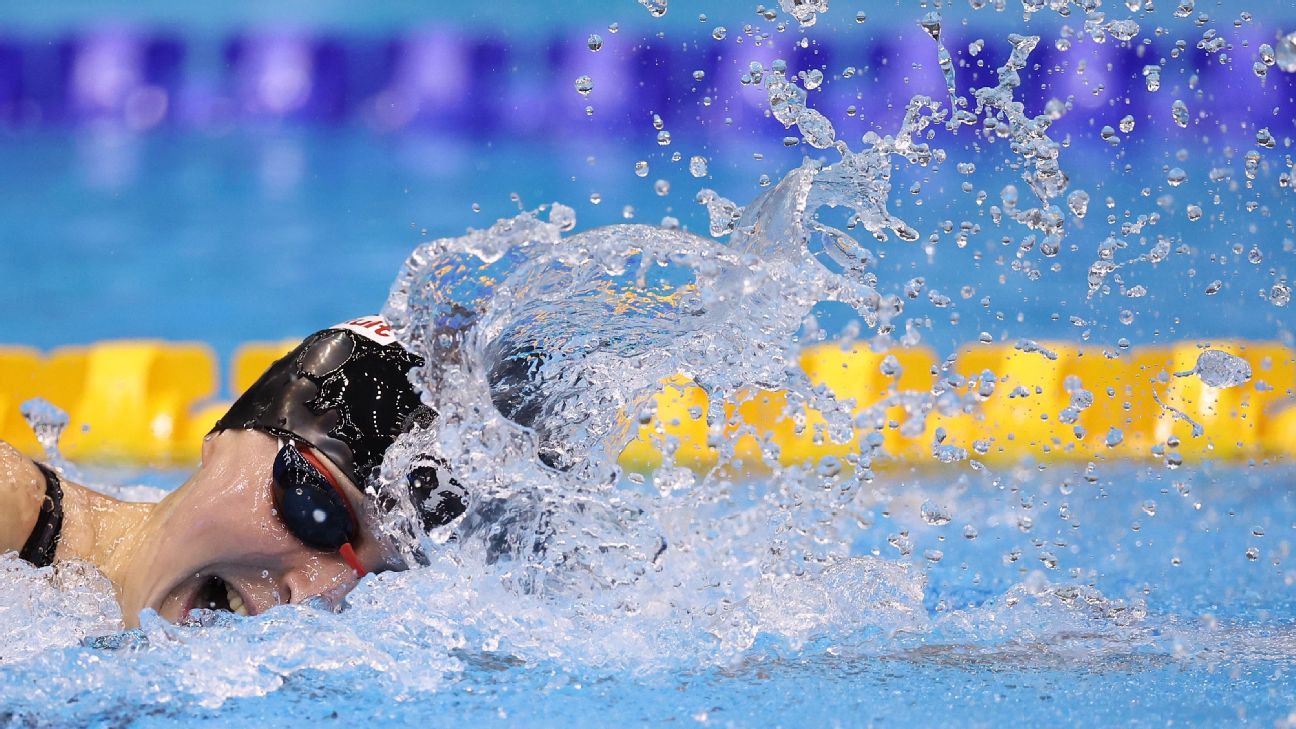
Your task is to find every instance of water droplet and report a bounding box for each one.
[1245,546,1260,561]
[816,457,842,478]
[1068,189,1090,218]
[962,524,979,540]
[637,0,668,18]
[548,203,577,231]
[1137,68,1161,97]
[1204,279,1222,295]
[1107,19,1139,42]
[924,549,944,564]
[1189,349,1252,388]
[574,75,594,96]
[711,26,728,41]
[19,398,69,459]
[588,191,602,205]
[689,155,708,178]
[1119,115,1136,134]
[920,500,952,526]
[1276,32,1296,72]
[1174,0,1194,17]
[1186,204,1203,221]
[1171,100,1190,128]
[1141,499,1157,517]
[887,532,914,556]
[919,11,942,42]
[779,0,829,27]
[634,160,649,178]
[1252,526,1266,537]
[656,130,672,146]
[1270,282,1291,307]
[855,11,867,23]
[587,34,603,52]
[654,179,671,196]
[795,108,836,149]
[1167,167,1187,186]
[1105,427,1124,448]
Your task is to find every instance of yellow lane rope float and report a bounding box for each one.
[0,339,1292,468]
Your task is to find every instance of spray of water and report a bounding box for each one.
[3,2,1292,720]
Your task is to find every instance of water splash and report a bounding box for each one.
[779,0,829,28]
[20,397,69,461]
[1176,349,1253,389]
[636,0,667,18]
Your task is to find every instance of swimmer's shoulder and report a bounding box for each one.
[0,440,48,555]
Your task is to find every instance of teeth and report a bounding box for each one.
[226,584,249,617]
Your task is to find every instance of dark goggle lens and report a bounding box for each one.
[272,444,356,551]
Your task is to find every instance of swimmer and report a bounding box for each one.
[0,316,466,627]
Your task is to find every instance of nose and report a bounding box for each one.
[281,552,362,609]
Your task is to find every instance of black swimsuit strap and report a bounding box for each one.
[19,463,64,568]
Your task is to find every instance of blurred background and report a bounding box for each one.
[1,0,1293,386]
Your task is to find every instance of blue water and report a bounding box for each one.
[3,463,1292,727]
[3,3,1296,727]
[2,128,1291,367]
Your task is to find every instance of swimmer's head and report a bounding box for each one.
[116,316,465,625]
[211,315,468,543]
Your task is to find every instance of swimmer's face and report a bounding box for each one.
[116,429,398,627]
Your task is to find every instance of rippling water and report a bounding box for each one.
[4,1,1296,726]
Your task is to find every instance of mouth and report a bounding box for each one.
[186,575,251,618]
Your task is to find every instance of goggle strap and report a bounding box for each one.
[339,543,368,578]
[296,445,362,531]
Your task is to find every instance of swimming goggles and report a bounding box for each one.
[271,440,369,577]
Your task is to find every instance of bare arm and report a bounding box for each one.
[0,440,47,555]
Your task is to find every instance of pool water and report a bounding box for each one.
[3,1,1296,726]
[2,463,1293,726]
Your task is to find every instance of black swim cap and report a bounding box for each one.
[212,316,465,531]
